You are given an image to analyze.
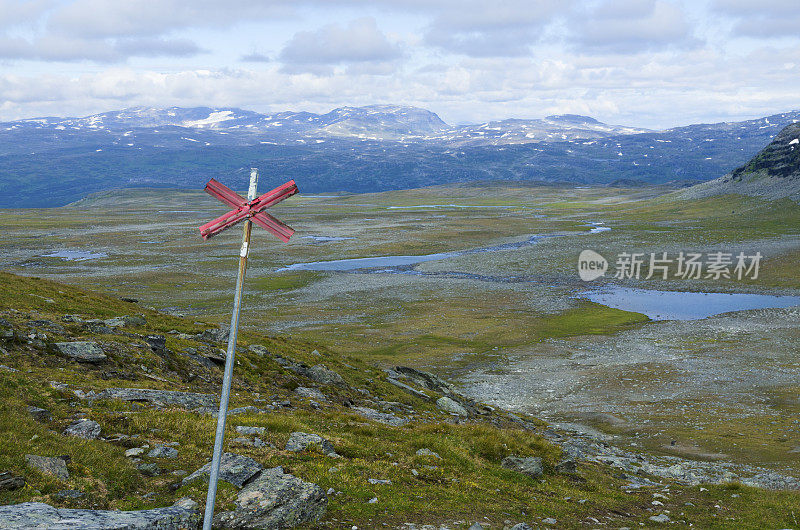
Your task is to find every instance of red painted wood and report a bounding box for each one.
[199,179,298,241]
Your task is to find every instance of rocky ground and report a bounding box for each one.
[1,271,800,529]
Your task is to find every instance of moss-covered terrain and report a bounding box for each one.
[1,271,799,528]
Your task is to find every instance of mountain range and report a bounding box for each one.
[1,104,798,207]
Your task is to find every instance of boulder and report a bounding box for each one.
[294,386,327,401]
[103,315,146,328]
[214,466,327,529]
[196,327,230,344]
[306,364,345,386]
[97,388,216,411]
[436,396,468,416]
[63,419,101,440]
[137,462,160,477]
[386,377,430,400]
[501,456,543,479]
[147,446,178,459]
[248,345,270,356]
[236,426,266,436]
[27,406,52,423]
[25,455,68,480]
[0,318,15,340]
[393,366,453,394]
[415,448,441,459]
[54,342,106,363]
[0,472,25,491]
[351,406,409,427]
[0,502,199,529]
[182,453,262,488]
[285,432,337,456]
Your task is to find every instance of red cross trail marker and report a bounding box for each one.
[199,169,298,530]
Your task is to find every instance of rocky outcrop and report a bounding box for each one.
[0,502,199,529]
[214,466,327,529]
[501,456,543,478]
[182,453,262,488]
[275,357,346,387]
[63,419,102,440]
[285,432,337,456]
[351,406,409,427]
[25,455,69,480]
[97,388,216,411]
[53,342,107,363]
[391,366,453,395]
[436,396,468,416]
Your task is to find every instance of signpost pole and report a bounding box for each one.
[202,168,259,530]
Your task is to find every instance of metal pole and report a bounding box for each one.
[202,168,259,530]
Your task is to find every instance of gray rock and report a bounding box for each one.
[172,497,198,511]
[502,456,543,479]
[542,518,557,525]
[25,455,68,480]
[137,462,160,476]
[0,502,199,529]
[125,447,146,458]
[63,419,101,440]
[61,315,84,324]
[0,472,25,491]
[468,524,485,530]
[27,406,51,423]
[368,478,391,485]
[226,406,264,416]
[196,327,230,344]
[97,387,216,411]
[248,345,270,356]
[352,406,409,427]
[436,396,468,416]
[55,489,84,499]
[103,315,146,328]
[182,452,262,488]
[416,448,442,459]
[147,446,178,459]
[54,342,107,363]
[386,377,430,400]
[214,466,327,528]
[0,318,16,339]
[307,364,345,386]
[510,524,532,530]
[555,459,577,473]
[393,366,453,395]
[144,335,166,353]
[294,386,327,401]
[285,432,337,456]
[236,426,266,435]
[649,514,670,523]
[27,320,65,334]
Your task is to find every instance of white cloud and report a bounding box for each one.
[710,1,800,38]
[279,17,402,74]
[569,0,696,53]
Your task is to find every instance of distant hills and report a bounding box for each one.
[1,104,799,207]
[681,122,800,202]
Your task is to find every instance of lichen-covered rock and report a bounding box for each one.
[0,472,25,491]
[306,364,345,386]
[63,419,101,440]
[285,432,337,456]
[54,342,107,363]
[196,327,230,344]
[214,466,327,529]
[501,456,543,478]
[182,452,262,488]
[351,406,409,427]
[0,502,200,529]
[97,387,216,411]
[393,366,454,395]
[436,396,468,416]
[236,426,266,436]
[104,315,146,328]
[293,387,327,401]
[147,446,178,459]
[25,455,68,480]
[27,406,52,423]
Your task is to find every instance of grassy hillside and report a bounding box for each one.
[1,271,800,528]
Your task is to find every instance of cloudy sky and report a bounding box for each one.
[0,0,798,129]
